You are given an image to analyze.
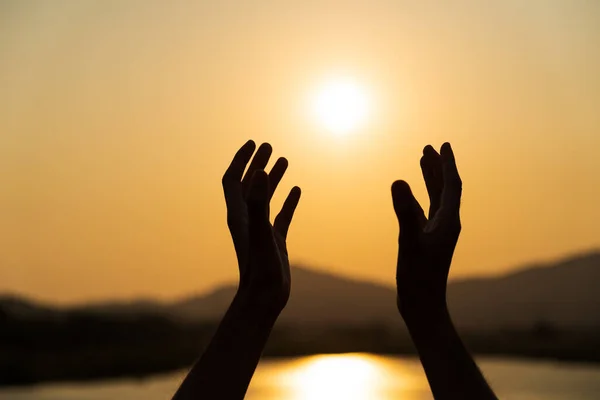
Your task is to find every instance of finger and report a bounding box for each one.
[223,140,256,184]
[247,170,271,220]
[420,145,443,219]
[222,140,256,203]
[247,170,279,263]
[274,186,301,240]
[440,142,462,213]
[242,143,273,197]
[391,180,426,252]
[268,157,289,199]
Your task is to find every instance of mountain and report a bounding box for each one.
[446,251,600,330]
[170,267,399,326]
[2,251,599,331]
[167,251,600,330]
[0,295,56,318]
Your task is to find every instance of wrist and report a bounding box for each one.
[400,302,452,335]
[233,286,285,323]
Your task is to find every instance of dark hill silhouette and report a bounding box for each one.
[2,251,599,386]
[1,251,599,330]
[168,251,600,330]
[169,267,399,326]
[447,251,600,330]
[0,295,56,320]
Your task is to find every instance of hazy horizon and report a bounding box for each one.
[2,1,600,304]
[2,245,599,307]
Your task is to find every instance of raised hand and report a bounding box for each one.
[222,140,301,314]
[391,142,462,322]
[391,143,497,400]
[172,140,300,400]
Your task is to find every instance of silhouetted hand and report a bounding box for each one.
[172,141,301,400]
[222,140,301,315]
[391,143,498,399]
[391,142,462,324]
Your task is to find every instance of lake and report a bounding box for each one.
[1,354,599,400]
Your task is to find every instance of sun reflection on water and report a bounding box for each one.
[272,353,420,400]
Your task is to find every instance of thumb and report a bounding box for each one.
[391,180,421,251]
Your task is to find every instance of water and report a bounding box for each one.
[1,354,599,400]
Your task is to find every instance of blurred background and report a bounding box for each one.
[1,1,599,399]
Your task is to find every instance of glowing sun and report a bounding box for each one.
[311,77,371,135]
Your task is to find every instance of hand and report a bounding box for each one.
[222,140,301,315]
[391,143,462,325]
[171,141,301,400]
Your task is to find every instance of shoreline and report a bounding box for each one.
[1,351,599,389]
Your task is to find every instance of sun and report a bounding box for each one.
[311,77,371,136]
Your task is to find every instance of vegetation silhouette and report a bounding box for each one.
[1,305,599,387]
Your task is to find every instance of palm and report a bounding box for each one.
[230,205,290,267]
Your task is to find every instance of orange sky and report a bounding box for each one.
[1,1,599,304]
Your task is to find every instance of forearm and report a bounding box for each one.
[172,289,279,400]
[404,307,498,400]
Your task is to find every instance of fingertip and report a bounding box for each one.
[259,142,273,154]
[236,140,256,158]
[240,140,256,156]
[291,186,302,203]
[286,186,301,207]
[392,180,411,194]
[423,144,435,155]
[391,181,414,207]
[269,157,289,180]
[276,156,289,169]
[440,142,454,156]
[287,187,302,212]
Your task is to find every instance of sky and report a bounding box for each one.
[1,0,599,304]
